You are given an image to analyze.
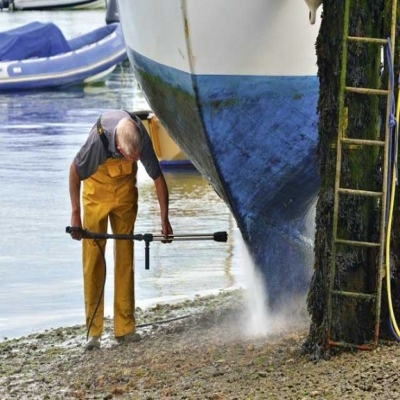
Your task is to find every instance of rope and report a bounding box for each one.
[385,38,396,224]
[137,314,191,328]
[385,37,400,341]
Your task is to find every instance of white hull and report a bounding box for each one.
[118,0,320,76]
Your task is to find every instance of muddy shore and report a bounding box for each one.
[1,289,400,399]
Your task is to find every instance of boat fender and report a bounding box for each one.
[0,0,10,10]
[105,0,119,24]
[303,0,322,25]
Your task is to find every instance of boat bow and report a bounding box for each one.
[117,0,321,306]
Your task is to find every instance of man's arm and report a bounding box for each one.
[69,162,83,240]
[153,173,173,239]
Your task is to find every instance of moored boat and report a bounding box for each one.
[135,110,194,170]
[0,0,104,11]
[0,21,126,91]
[117,0,322,306]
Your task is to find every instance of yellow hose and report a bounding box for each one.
[385,84,400,339]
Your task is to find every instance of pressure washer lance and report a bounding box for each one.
[65,226,228,270]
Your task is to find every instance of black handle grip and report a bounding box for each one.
[213,231,228,242]
[66,226,88,238]
[66,226,78,234]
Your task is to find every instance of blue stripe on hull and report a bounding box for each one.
[128,49,319,306]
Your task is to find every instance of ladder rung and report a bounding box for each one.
[331,290,376,300]
[341,138,385,147]
[328,340,376,351]
[345,87,389,96]
[338,188,382,197]
[335,238,381,247]
[347,36,388,45]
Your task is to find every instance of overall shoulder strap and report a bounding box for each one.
[96,116,113,157]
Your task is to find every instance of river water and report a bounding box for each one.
[0,9,247,340]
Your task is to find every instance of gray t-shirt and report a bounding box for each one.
[74,110,162,180]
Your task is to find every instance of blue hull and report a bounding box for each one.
[129,49,319,306]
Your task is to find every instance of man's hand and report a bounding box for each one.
[161,218,173,243]
[69,214,83,240]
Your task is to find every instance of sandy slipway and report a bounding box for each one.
[1,290,400,400]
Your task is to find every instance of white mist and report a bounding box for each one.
[236,234,310,338]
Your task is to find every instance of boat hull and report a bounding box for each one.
[8,0,105,10]
[136,111,194,170]
[117,0,321,305]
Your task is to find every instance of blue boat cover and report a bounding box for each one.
[0,22,71,61]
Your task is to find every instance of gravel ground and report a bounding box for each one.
[1,289,400,400]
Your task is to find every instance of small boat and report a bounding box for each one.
[0,21,126,91]
[134,110,194,170]
[117,0,322,305]
[0,0,105,10]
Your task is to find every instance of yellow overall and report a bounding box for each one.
[82,157,138,338]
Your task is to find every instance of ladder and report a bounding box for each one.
[326,0,398,350]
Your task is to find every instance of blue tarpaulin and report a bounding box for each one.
[0,21,71,61]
